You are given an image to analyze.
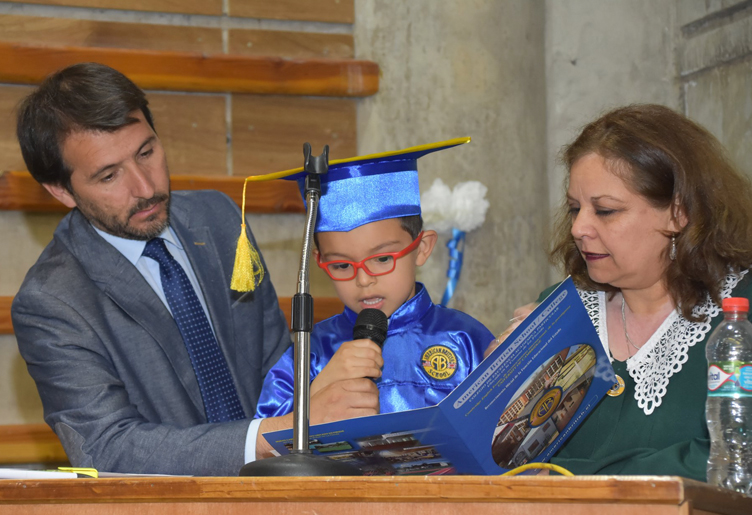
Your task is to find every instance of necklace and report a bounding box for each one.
[621,295,642,353]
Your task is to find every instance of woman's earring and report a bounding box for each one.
[670,233,677,261]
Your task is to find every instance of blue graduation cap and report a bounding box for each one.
[230,137,470,292]
[251,137,470,233]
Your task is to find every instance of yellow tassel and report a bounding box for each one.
[231,223,264,292]
[230,178,265,292]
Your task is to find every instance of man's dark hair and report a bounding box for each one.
[16,62,155,191]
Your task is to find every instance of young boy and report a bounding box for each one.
[254,138,494,417]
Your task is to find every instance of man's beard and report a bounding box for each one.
[75,192,171,241]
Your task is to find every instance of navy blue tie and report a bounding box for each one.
[143,238,245,423]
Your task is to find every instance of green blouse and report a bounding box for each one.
[538,274,752,481]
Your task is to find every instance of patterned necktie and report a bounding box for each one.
[143,238,245,423]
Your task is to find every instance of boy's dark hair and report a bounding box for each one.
[314,214,423,248]
[398,214,423,240]
[16,62,155,191]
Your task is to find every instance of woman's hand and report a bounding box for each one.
[484,302,538,358]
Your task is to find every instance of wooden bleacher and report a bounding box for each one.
[0,424,67,466]
[0,42,378,97]
[0,171,305,213]
[0,2,369,465]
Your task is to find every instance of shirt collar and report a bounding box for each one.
[93,225,181,267]
[343,282,433,333]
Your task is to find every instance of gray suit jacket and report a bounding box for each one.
[12,190,292,476]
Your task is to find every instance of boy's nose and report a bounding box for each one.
[354,267,376,287]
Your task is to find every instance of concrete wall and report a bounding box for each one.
[545,0,752,283]
[355,0,549,331]
[679,1,752,175]
[355,0,752,334]
[544,0,678,284]
[0,213,63,424]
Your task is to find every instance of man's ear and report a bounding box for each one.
[42,182,77,209]
[415,230,438,266]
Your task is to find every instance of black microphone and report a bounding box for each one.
[353,308,388,348]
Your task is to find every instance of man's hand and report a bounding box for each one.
[310,339,383,397]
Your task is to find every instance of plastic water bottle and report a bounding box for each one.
[706,297,752,493]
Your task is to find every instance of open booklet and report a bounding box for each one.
[262,277,615,475]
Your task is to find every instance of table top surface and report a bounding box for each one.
[0,475,751,513]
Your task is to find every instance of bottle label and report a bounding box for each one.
[707,361,752,397]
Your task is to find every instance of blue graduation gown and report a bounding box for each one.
[255,283,494,417]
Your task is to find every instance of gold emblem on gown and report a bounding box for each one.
[607,374,625,397]
[421,345,457,380]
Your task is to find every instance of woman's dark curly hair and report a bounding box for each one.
[551,104,752,321]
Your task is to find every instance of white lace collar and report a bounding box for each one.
[578,270,747,415]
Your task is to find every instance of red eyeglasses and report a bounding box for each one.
[316,232,424,281]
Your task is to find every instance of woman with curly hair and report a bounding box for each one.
[488,104,752,480]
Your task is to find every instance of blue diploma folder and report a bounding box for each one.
[262,278,615,475]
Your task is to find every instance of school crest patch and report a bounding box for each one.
[421,345,458,380]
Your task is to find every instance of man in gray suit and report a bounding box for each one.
[12,63,379,476]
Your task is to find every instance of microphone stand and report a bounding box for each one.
[239,144,361,476]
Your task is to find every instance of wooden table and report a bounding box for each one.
[0,476,750,515]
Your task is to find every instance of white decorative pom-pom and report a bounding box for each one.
[452,181,488,232]
[421,178,455,233]
[421,178,489,233]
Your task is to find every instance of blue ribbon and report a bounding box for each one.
[441,228,466,306]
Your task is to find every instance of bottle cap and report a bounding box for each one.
[722,297,749,312]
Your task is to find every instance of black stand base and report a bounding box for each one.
[238,452,362,477]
